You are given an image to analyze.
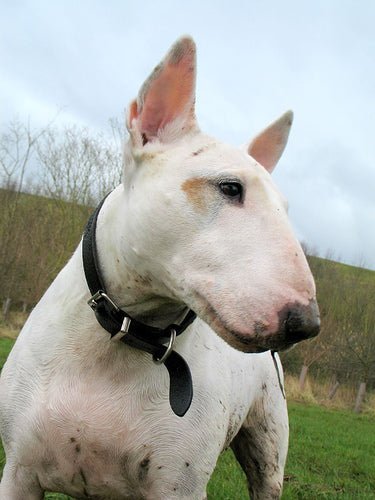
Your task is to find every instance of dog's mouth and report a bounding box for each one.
[228,330,296,353]
[191,291,290,354]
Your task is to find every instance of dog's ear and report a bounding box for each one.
[247,111,293,173]
[127,36,197,145]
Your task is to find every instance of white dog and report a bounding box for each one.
[0,36,319,499]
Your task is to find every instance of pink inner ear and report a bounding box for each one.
[139,50,195,139]
[248,130,285,172]
[248,111,293,173]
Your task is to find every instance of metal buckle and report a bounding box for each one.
[88,290,120,312]
[112,316,132,341]
[153,328,176,365]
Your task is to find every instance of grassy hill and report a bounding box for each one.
[308,254,375,286]
[0,188,92,307]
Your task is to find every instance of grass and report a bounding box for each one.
[0,338,374,499]
[283,403,375,499]
[0,337,15,369]
[207,402,375,499]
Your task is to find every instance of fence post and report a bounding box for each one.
[299,365,309,390]
[354,382,366,413]
[2,297,12,320]
[328,381,340,400]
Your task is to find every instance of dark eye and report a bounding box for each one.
[219,182,243,201]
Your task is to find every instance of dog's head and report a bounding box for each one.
[121,36,319,353]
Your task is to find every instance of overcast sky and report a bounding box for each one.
[1,0,374,269]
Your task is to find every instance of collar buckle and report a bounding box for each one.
[88,290,120,312]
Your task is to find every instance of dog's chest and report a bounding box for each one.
[28,362,240,498]
[9,314,256,497]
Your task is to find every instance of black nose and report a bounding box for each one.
[282,300,320,344]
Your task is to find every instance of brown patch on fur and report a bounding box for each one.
[181,177,211,213]
[192,147,205,156]
[138,454,151,482]
[133,150,158,164]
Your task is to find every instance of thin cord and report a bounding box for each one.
[271,351,286,399]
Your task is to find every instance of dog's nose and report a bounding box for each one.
[282,300,320,344]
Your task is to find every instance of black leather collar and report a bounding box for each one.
[82,194,196,417]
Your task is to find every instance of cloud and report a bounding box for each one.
[274,144,375,268]
[0,0,374,268]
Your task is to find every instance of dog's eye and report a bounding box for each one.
[219,182,243,201]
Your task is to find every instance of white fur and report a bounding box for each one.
[0,37,317,499]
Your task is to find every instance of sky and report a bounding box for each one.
[1,0,374,269]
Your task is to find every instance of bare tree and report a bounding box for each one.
[0,119,36,191]
[0,120,123,311]
[0,120,47,314]
[37,124,122,205]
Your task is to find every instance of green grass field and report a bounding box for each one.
[0,338,374,499]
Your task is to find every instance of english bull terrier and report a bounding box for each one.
[0,36,319,499]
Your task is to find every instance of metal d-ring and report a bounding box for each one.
[153,328,177,365]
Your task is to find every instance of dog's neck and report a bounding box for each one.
[93,186,187,329]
